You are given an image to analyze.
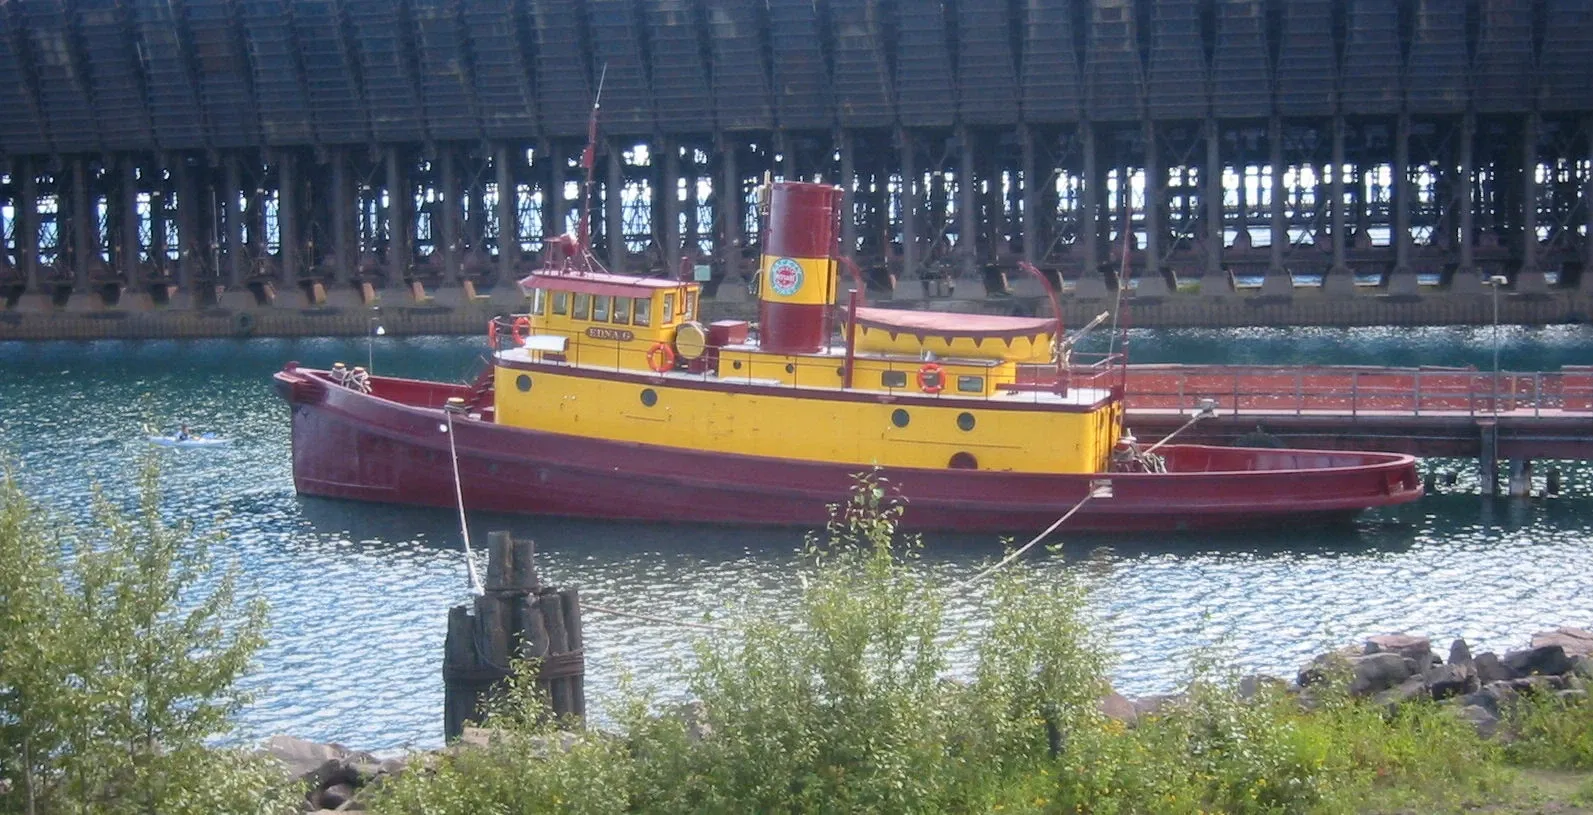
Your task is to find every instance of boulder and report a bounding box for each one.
[1573,656,1593,680]
[1426,663,1479,701]
[1374,675,1431,709]
[1502,645,1574,678]
[1474,652,1516,683]
[1455,705,1501,738]
[262,735,349,778]
[1530,627,1593,658]
[1365,633,1433,665]
[1297,647,1358,687]
[1132,693,1185,718]
[1099,691,1138,725]
[313,782,355,811]
[1349,652,1416,696]
[1557,689,1589,705]
[1448,638,1474,667]
[1239,674,1287,700]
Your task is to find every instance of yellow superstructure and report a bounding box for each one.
[493,270,1124,476]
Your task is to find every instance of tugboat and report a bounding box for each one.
[274,179,1422,533]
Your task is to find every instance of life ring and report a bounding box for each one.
[917,363,945,394]
[511,316,531,347]
[646,342,676,374]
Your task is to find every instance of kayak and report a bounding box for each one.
[147,434,232,448]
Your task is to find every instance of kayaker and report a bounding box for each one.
[176,424,190,442]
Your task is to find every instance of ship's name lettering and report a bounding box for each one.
[586,326,635,342]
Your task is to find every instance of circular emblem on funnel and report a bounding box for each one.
[769,257,804,297]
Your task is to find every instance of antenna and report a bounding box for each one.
[575,64,608,268]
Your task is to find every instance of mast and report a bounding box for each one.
[575,65,607,268]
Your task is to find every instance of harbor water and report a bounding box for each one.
[2,325,1591,751]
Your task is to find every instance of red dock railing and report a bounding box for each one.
[1116,365,1593,418]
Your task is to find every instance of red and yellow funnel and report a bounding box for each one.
[758,181,844,354]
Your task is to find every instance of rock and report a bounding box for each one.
[1132,693,1184,718]
[1557,689,1589,704]
[1349,652,1416,696]
[1455,705,1500,738]
[1457,689,1502,716]
[1297,647,1358,687]
[1573,656,1593,680]
[457,727,499,749]
[1366,633,1433,665]
[1475,652,1516,683]
[314,782,355,810]
[1448,638,1474,667]
[1505,676,1561,695]
[1239,674,1286,700]
[1099,691,1138,725]
[1502,645,1574,678]
[1374,675,1431,709]
[262,735,349,778]
[1426,663,1479,701]
[1530,627,1593,658]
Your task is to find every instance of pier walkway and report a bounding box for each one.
[1120,365,1593,491]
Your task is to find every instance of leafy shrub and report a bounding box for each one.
[1506,690,1593,770]
[0,461,296,815]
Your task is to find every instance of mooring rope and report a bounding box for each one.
[444,406,485,597]
[952,490,1098,591]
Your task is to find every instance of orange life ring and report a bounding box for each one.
[511,316,531,347]
[646,342,676,374]
[917,363,945,394]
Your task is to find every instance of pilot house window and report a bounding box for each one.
[957,375,985,393]
[592,296,611,322]
[662,293,676,324]
[552,291,569,316]
[530,288,546,315]
[573,293,591,320]
[612,296,631,324]
[633,296,652,327]
[881,370,908,389]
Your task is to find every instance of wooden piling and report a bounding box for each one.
[441,531,586,742]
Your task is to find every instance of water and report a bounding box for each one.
[2,327,1592,751]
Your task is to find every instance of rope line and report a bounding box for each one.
[952,491,1097,591]
[582,602,733,633]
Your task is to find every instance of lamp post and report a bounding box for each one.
[368,306,385,373]
[1486,275,1508,414]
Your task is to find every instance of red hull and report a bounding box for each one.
[273,367,1424,533]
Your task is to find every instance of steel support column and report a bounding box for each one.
[1326,114,1353,295]
[1453,112,1481,292]
[387,148,410,283]
[223,158,244,289]
[1585,119,1593,290]
[175,159,196,290]
[1202,118,1226,292]
[547,142,567,241]
[1020,126,1037,267]
[280,151,299,289]
[839,130,856,261]
[440,149,460,282]
[1389,111,1417,294]
[959,128,977,274]
[1518,112,1547,291]
[331,151,353,284]
[721,141,741,279]
[120,156,140,279]
[18,160,37,292]
[900,131,917,281]
[496,143,517,280]
[660,138,680,269]
[1140,119,1173,295]
[1263,115,1291,296]
[71,159,92,290]
[1081,123,1098,275]
[606,141,624,270]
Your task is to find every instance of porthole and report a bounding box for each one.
[948,452,978,470]
[785,363,795,374]
[640,388,658,407]
[516,374,532,392]
[891,408,910,428]
[836,367,847,377]
[956,412,976,432]
[733,360,743,370]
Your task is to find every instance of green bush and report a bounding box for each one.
[0,462,297,815]
[371,474,1524,814]
[1506,690,1593,770]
